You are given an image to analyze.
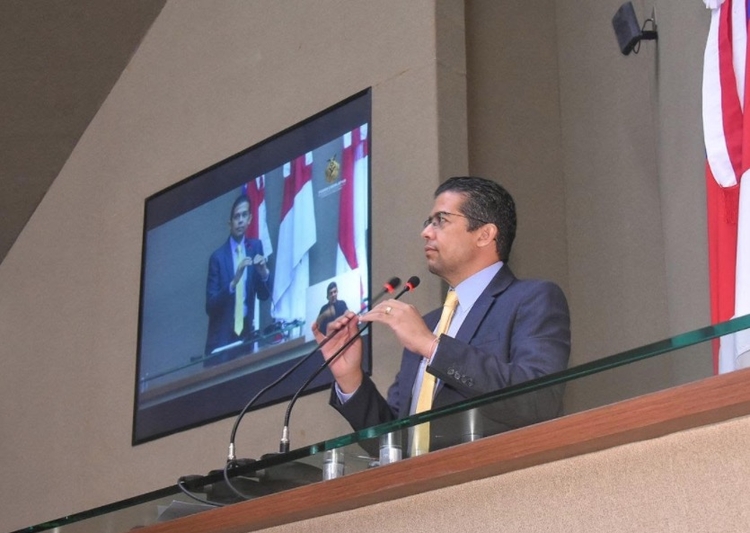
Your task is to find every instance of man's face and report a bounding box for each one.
[230,200,251,241]
[327,286,338,303]
[420,191,479,286]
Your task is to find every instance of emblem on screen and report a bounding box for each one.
[325,155,340,183]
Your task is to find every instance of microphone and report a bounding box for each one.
[402,275,420,293]
[279,276,421,453]
[363,276,401,312]
[226,277,401,464]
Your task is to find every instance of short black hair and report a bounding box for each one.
[230,194,251,220]
[326,281,337,293]
[434,176,517,261]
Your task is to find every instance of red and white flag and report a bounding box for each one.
[272,153,317,322]
[703,0,750,372]
[244,176,273,331]
[336,125,369,310]
[245,175,274,258]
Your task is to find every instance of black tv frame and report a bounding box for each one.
[132,89,372,445]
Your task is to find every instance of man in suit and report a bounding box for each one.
[316,281,349,336]
[313,176,570,452]
[205,194,272,364]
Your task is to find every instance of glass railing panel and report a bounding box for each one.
[14,315,750,533]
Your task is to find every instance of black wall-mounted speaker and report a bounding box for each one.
[612,2,643,55]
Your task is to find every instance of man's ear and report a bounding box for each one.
[476,223,498,249]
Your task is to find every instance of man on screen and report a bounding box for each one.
[316,281,349,336]
[205,194,272,363]
[313,176,571,454]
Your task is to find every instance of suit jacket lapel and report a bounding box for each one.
[454,264,516,343]
[431,266,513,398]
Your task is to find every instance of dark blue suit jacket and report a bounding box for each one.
[331,264,571,445]
[205,237,271,355]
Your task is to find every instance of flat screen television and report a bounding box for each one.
[133,89,372,445]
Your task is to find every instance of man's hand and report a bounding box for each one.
[311,311,363,394]
[230,254,269,290]
[252,254,269,280]
[231,257,256,289]
[360,300,436,358]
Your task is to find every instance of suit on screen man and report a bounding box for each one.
[205,194,271,363]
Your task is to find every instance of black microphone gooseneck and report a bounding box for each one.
[279,276,421,453]
[226,277,401,463]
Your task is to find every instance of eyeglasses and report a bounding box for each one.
[422,211,491,230]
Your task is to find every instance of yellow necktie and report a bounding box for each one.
[411,290,459,456]
[234,244,245,336]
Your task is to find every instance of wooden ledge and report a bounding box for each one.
[142,367,750,533]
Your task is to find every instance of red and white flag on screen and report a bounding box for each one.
[336,125,369,310]
[244,176,273,331]
[245,175,274,258]
[272,153,317,322]
[703,0,750,372]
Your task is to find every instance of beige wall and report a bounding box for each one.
[466,0,568,289]
[0,0,724,531]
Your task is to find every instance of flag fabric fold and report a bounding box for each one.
[336,125,369,310]
[704,0,726,9]
[245,175,274,259]
[272,153,317,323]
[703,0,750,372]
[244,176,273,332]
